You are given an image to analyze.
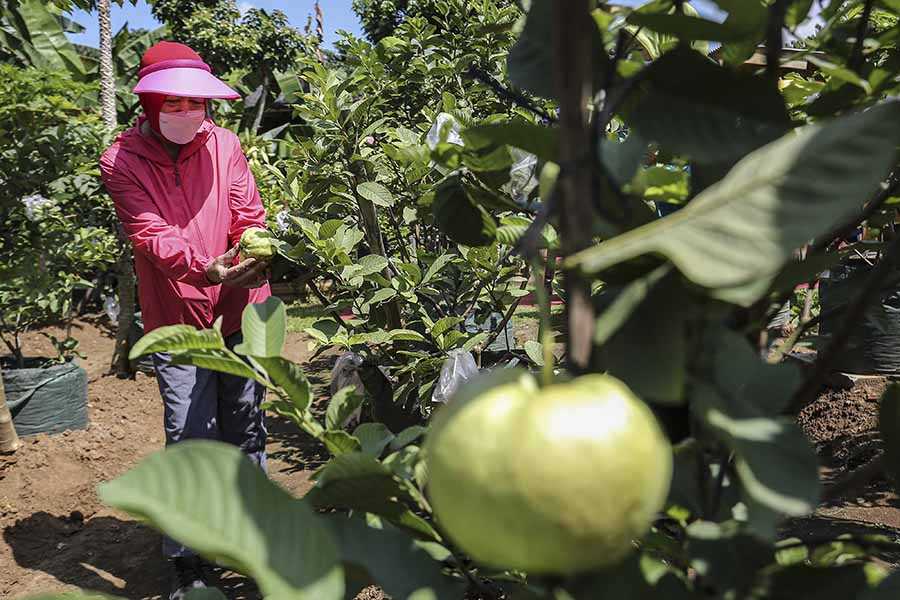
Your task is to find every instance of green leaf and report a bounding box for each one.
[369,288,398,306]
[693,330,818,529]
[594,268,689,406]
[569,102,900,306]
[306,453,440,541]
[327,386,365,431]
[768,564,873,599]
[389,329,427,343]
[860,570,900,599]
[626,12,755,43]
[353,422,395,458]
[420,254,455,286]
[183,591,228,600]
[357,182,395,208]
[524,340,545,366]
[169,349,267,386]
[355,254,390,278]
[324,514,463,600]
[431,316,463,338]
[233,297,286,358]
[620,47,791,165]
[254,356,311,412]
[322,430,363,456]
[432,176,497,247]
[463,121,558,162]
[128,325,225,360]
[878,385,900,489]
[507,0,555,99]
[98,441,343,599]
[390,426,428,450]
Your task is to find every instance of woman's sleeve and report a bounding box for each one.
[100,156,214,287]
[227,141,268,247]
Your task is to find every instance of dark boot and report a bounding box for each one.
[168,555,208,600]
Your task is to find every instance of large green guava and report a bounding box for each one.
[238,227,276,262]
[424,370,672,575]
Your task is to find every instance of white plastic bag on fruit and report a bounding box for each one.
[507,147,538,206]
[426,112,464,150]
[432,349,479,404]
[330,352,365,428]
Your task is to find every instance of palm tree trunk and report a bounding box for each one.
[0,367,20,453]
[98,0,136,376]
[98,0,116,130]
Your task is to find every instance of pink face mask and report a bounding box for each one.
[158,110,206,144]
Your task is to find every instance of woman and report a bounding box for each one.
[99,41,270,599]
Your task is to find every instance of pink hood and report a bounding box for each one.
[100,118,270,337]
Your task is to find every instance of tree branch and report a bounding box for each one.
[465,65,557,123]
[849,0,875,74]
[767,0,788,79]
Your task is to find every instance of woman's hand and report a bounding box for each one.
[206,246,269,288]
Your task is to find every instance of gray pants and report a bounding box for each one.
[153,331,267,558]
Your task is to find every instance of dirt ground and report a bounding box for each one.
[0,316,360,600]
[4,318,900,599]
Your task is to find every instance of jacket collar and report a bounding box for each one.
[116,115,216,165]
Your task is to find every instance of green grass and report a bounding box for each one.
[286,302,329,333]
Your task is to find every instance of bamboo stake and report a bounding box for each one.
[0,367,20,454]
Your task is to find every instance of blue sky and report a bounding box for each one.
[66,0,822,49]
[67,0,363,48]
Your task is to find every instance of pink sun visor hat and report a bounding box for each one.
[133,58,240,100]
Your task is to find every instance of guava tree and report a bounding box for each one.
[29,0,900,598]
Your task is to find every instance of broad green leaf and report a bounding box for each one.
[593,268,689,406]
[420,254,455,286]
[620,47,791,165]
[169,349,267,386]
[693,330,818,527]
[98,442,344,599]
[357,182,395,208]
[324,515,463,600]
[600,133,648,188]
[432,175,497,247]
[860,570,900,599]
[306,453,440,541]
[463,121,558,162]
[327,386,365,430]
[323,430,363,456]
[507,0,555,99]
[569,102,900,306]
[462,332,490,351]
[233,297,286,358]
[254,356,311,412]
[594,265,672,346]
[878,385,900,489]
[768,564,874,599]
[390,426,428,450]
[353,422,396,458]
[355,254,390,278]
[632,166,689,204]
[524,340,545,366]
[431,316,463,338]
[129,325,225,360]
[369,288,398,306]
[626,12,755,43]
[389,329,427,342]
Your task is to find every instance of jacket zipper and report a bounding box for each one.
[174,162,182,187]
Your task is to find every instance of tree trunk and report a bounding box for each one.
[251,71,269,136]
[0,367,20,454]
[99,2,137,376]
[111,237,137,376]
[357,197,403,330]
[98,0,117,131]
[554,0,596,370]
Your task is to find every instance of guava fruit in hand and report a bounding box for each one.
[424,370,672,575]
[238,227,276,262]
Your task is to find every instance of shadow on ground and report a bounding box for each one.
[4,511,264,599]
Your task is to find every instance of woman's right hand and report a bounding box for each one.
[205,245,268,288]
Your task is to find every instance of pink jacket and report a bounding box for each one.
[99,117,270,337]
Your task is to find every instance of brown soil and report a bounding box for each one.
[792,376,900,547]
[0,316,382,600]
[5,319,900,598]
